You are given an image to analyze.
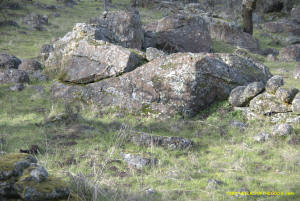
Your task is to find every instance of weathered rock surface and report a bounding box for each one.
[143,14,212,53]
[265,75,284,94]
[52,53,271,117]
[146,47,166,61]
[0,53,21,70]
[45,23,145,84]
[279,44,300,62]
[89,10,144,50]
[0,153,71,201]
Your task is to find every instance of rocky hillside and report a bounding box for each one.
[0,0,300,201]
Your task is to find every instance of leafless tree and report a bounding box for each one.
[242,0,257,35]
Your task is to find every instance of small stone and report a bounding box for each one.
[121,153,157,169]
[229,121,247,130]
[275,87,299,104]
[253,132,270,142]
[29,164,49,183]
[265,75,284,94]
[272,124,293,136]
[8,83,25,91]
[207,179,223,189]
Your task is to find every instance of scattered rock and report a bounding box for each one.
[0,69,30,84]
[292,92,300,114]
[229,121,247,130]
[293,66,300,79]
[207,179,224,189]
[121,153,157,169]
[279,44,300,62]
[8,83,25,92]
[23,13,49,31]
[19,59,42,72]
[253,132,270,142]
[89,10,144,50]
[272,123,293,136]
[127,132,193,150]
[146,47,166,61]
[0,53,21,70]
[275,87,299,104]
[265,75,284,94]
[0,153,71,201]
[229,82,265,107]
[249,92,292,115]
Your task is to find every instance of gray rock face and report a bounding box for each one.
[146,47,166,61]
[45,23,145,84]
[229,82,265,107]
[28,164,49,183]
[292,92,300,114]
[0,53,21,70]
[265,75,284,94]
[279,44,300,62]
[272,123,294,136]
[127,132,193,150]
[275,87,299,104]
[89,10,144,50]
[51,53,271,117]
[253,132,270,142]
[0,69,29,84]
[19,59,42,72]
[294,66,300,79]
[121,153,157,169]
[144,14,212,53]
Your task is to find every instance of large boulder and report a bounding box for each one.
[208,18,259,52]
[52,53,271,117]
[143,14,212,53]
[45,23,146,84]
[275,87,299,104]
[89,10,144,50]
[265,75,284,94]
[0,53,21,70]
[279,44,300,62]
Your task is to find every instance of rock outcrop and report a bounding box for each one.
[51,51,271,117]
[0,153,72,201]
